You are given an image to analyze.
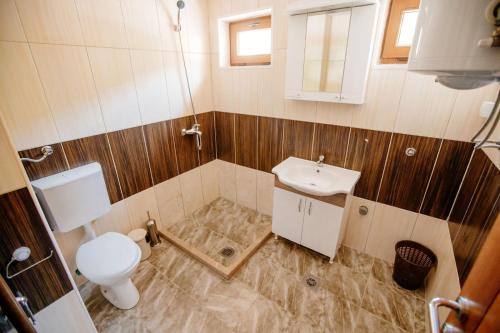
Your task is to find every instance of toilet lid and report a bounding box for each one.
[76,232,140,284]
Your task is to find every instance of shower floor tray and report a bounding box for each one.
[159,197,272,279]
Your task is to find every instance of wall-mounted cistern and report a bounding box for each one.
[182,123,202,150]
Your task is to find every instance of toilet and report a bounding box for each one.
[77,232,141,309]
[32,162,142,309]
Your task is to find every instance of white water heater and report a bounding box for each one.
[408,0,500,89]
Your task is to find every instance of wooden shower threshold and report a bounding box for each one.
[159,227,272,279]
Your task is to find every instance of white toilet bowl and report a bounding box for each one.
[76,232,142,309]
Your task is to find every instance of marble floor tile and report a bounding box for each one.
[201,279,260,329]
[165,197,272,270]
[335,245,374,275]
[236,296,292,333]
[82,197,428,333]
[361,276,423,332]
[355,308,406,333]
[371,257,426,299]
[321,261,368,305]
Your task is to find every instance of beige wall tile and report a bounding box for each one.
[343,196,376,252]
[130,49,171,125]
[0,0,27,42]
[125,187,162,230]
[154,177,185,230]
[482,147,500,169]
[200,160,220,205]
[236,164,257,210]
[395,71,457,137]
[216,159,237,201]
[230,0,258,13]
[444,83,498,141]
[411,214,460,322]
[0,114,27,195]
[121,0,162,50]
[157,0,181,51]
[365,203,418,263]
[87,47,142,131]
[75,0,128,48]
[188,53,214,113]
[34,291,96,333]
[94,200,132,236]
[54,227,85,284]
[350,69,406,132]
[256,170,274,215]
[315,101,355,127]
[31,44,105,141]
[284,100,317,122]
[15,0,84,44]
[179,167,205,215]
[185,0,210,53]
[273,0,288,50]
[163,51,190,118]
[0,42,59,150]
[234,69,263,115]
[261,49,286,118]
[211,59,236,112]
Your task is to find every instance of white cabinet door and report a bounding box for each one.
[301,197,344,258]
[272,188,305,244]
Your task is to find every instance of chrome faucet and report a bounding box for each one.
[316,155,325,167]
[181,123,202,150]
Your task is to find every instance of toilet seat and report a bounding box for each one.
[76,232,141,286]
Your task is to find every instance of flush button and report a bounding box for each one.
[405,147,417,157]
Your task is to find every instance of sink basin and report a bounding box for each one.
[272,157,361,196]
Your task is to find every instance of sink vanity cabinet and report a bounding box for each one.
[271,157,360,263]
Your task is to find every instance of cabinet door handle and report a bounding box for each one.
[308,202,312,215]
[298,199,303,212]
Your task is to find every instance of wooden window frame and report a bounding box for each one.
[229,15,271,66]
[380,0,420,64]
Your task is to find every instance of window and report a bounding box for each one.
[229,16,271,66]
[380,0,420,64]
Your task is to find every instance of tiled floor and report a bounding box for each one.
[81,237,427,332]
[166,198,271,267]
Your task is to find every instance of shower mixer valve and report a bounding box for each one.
[181,123,202,151]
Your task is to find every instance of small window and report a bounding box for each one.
[380,0,420,64]
[229,16,271,66]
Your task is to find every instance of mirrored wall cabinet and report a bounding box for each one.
[285,0,378,104]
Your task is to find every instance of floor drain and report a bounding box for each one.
[305,275,319,288]
[219,246,235,257]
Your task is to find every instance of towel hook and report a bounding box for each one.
[5,246,54,279]
[20,145,53,163]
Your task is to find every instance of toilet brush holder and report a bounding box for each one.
[146,212,161,247]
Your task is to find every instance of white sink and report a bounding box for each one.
[272,157,361,196]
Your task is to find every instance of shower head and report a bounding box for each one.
[176,0,185,9]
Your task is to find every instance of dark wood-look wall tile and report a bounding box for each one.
[18,143,68,181]
[215,112,235,163]
[312,124,350,167]
[345,128,392,201]
[63,134,122,204]
[257,116,283,173]
[107,127,153,198]
[171,115,200,174]
[282,120,315,160]
[452,158,499,284]
[197,112,216,165]
[377,134,440,212]
[144,120,178,184]
[235,114,257,169]
[420,140,474,219]
[448,150,492,228]
[0,188,72,313]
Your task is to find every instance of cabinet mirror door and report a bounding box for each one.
[302,9,352,94]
